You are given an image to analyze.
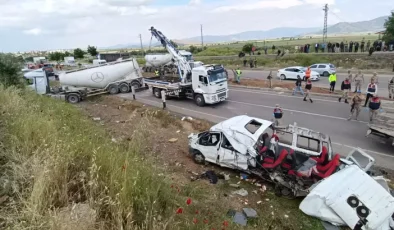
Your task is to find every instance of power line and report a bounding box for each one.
[323,4,329,43]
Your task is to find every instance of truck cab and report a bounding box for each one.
[24,68,49,95]
[191,65,228,105]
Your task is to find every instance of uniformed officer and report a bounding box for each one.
[235,67,242,83]
[339,78,351,103]
[348,90,363,121]
[368,95,381,123]
[303,79,313,103]
[353,70,364,92]
[388,77,394,99]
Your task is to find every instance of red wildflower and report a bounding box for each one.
[195,210,199,214]
[177,188,180,193]
[171,185,174,188]
[186,198,192,205]
[176,208,183,214]
[204,219,209,224]
[122,165,126,171]
[193,218,198,224]
[223,221,229,227]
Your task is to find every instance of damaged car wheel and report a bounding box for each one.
[193,151,205,164]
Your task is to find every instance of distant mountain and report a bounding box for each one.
[182,27,320,43]
[102,16,388,49]
[313,16,388,34]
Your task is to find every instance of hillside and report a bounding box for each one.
[313,16,388,35]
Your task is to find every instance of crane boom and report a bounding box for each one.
[149,26,192,83]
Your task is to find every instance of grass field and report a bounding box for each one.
[0,87,324,229]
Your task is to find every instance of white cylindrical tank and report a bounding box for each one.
[144,54,173,67]
[59,58,141,89]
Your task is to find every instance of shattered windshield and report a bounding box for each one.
[208,71,227,83]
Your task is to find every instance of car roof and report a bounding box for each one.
[311,63,334,66]
[282,66,303,69]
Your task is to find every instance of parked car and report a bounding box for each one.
[277,66,320,81]
[309,63,336,77]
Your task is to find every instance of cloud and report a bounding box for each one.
[23,28,42,35]
[213,0,303,12]
[0,0,389,52]
[189,0,202,6]
[332,8,341,13]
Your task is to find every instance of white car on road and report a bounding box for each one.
[277,66,320,81]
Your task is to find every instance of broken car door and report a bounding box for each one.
[197,132,221,163]
[217,134,249,170]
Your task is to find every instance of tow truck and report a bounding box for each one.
[143,27,229,107]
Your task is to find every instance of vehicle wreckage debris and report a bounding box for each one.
[321,221,340,230]
[168,138,178,143]
[232,188,248,197]
[191,170,219,184]
[226,208,258,226]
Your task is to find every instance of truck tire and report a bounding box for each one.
[131,81,140,90]
[153,88,162,98]
[108,85,119,94]
[67,93,80,104]
[194,94,205,107]
[119,83,130,93]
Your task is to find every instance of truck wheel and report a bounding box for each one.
[67,94,80,104]
[119,83,130,93]
[108,85,119,94]
[153,88,162,98]
[131,82,140,90]
[193,151,205,164]
[194,94,205,107]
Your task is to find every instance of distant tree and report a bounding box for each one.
[382,11,394,44]
[170,40,178,48]
[242,43,254,55]
[87,45,98,57]
[49,52,66,62]
[64,51,72,56]
[0,53,25,88]
[189,45,198,53]
[73,48,85,59]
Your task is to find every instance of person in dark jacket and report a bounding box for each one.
[292,76,304,96]
[273,104,283,127]
[368,95,381,123]
[339,78,351,103]
[303,79,313,103]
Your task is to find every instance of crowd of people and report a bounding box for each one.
[291,68,394,123]
[296,39,394,53]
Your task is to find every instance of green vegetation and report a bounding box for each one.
[74,48,86,59]
[0,53,25,88]
[383,11,394,43]
[87,45,98,57]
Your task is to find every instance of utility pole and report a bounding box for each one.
[139,34,144,55]
[200,24,204,47]
[323,4,329,43]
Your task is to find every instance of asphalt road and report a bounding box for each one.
[118,87,394,169]
[236,70,394,98]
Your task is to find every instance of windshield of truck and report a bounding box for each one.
[183,55,192,61]
[208,71,227,83]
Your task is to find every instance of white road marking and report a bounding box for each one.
[227,99,368,124]
[132,96,393,159]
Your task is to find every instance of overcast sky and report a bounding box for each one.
[0,0,392,52]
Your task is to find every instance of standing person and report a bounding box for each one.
[366,40,371,51]
[315,43,319,53]
[349,41,354,52]
[388,76,394,99]
[353,70,365,92]
[363,79,378,107]
[339,78,351,103]
[273,104,283,127]
[249,58,253,68]
[254,58,257,68]
[371,72,379,85]
[355,42,359,52]
[340,41,344,52]
[329,72,337,93]
[235,67,242,83]
[243,59,247,67]
[361,40,365,52]
[303,79,313,103]
[348,90,363,121]
[293,76,304,96]
[368,95,381,123]
[305,67,311,81]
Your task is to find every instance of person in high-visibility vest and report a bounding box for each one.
[235,67,242,83]
[305,67,311,81]
[329,72,337,93]
[154,69,160,77]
